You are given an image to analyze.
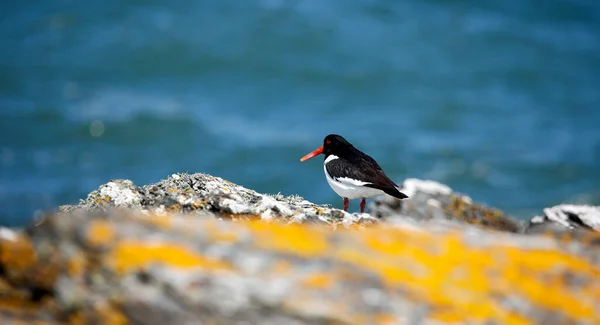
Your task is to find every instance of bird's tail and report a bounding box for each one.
[384,186,408,199]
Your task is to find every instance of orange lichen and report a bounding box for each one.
[165,203,182,212]
[495,248,597,319]
[110,241,231,274]
[0,234,37,274]
[247,221,328,257]
[223,213,262,222]
[0,297,42,313]
[67,254,86,277]
[0,278,11,291]
[342,223,366,231]
[68,310,86,325]
[314,208,326,215]
[429,308,464,323]
[445,196,520,232]
[2,209,595,324]
[333,226,600,323]
[87,220,115,247]
[138,214,173,230]
[302,273,333,289]
[208,230,239,243]
[192,199,204,207]
[8,320,58,325]
[93,303,129,325]
[374,314,399,325]
[166,216,600,323]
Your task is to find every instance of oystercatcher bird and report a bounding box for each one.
[300,134,408,213]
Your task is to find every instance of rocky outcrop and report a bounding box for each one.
[2,209,600,324]
[1,173,599,324]
[60,173,379,228]
[527,204,600,232]
[62,173,523,233]
[373,178,524,233]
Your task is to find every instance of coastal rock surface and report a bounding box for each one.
[372,178,524,233]
[63,173,524,232]
[60,173,379,228]
[1,173,599,324]
[527,204,600,232]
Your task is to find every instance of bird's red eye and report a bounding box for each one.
[326,139,331,144]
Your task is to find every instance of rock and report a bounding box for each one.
[2,208,600,324]
[61,173,379,229]
[371,178,524,233]
[65,174,523,233]
[527,204,600,233]
[2,172,600,324]
[0,227,59,324]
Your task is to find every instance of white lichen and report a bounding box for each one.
[529,215,546,224]
[176,194,195,206]
[298,200,314,207]
[221,198,252,214]
[541,204,600,230]
[259,196,293,217]
[341,212,364,228]
[426,198,442,208]
[401,178,452,197]
[154,205,167,216]
[99,182,140,206]
[289,213,307,223]
[0,227,18,242]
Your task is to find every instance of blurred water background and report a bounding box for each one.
[1,0,599,226]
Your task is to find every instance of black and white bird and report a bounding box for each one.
[300,134,408,213]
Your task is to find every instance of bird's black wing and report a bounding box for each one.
[358,154,408,199]
[325,155,408,199]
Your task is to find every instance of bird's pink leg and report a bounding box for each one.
[360,198,366,213]
[343,198,349,211]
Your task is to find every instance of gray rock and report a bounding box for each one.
[370,178,524,233]
[2,172,600,324]
[3,207,600,325]
[526,204,600,233]
[61,173,380,229]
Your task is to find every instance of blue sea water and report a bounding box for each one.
[1,0,599,226]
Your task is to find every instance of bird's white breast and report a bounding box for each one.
[323,155,384,199]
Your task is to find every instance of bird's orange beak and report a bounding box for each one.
[300,146,323,162]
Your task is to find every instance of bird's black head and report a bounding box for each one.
[322,134,353,156]
[300,134,355,162]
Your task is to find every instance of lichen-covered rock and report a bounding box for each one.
[61,173,379,229]
[63,174,525,234]
[1,209,600,324]
[3,172,600,324]
[0,227,59,324]
[371,178,524,233]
